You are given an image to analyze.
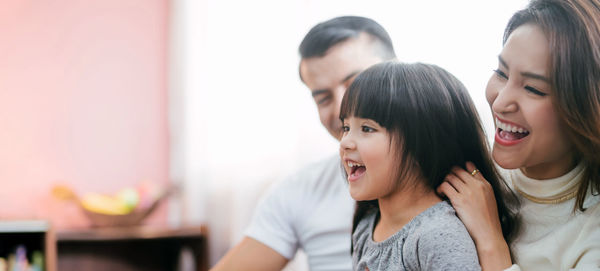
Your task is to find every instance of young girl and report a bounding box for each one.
[339,61,518,270]
[439,0,600,270]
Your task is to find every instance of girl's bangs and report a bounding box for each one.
[339,66,394,128]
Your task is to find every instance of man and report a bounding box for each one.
[211,16,396,271]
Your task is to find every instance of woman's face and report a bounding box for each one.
[486,23,575,179]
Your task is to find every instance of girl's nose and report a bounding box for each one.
[339,133,356,150]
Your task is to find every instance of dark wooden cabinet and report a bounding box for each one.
[56,225,208,271]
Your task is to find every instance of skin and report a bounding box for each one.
[487,24,575,180]
[299,33,385,140]
[340,116,441,241]
[210,34,385,271]
[210,238,289,271]
[340,117,399,202]
[438,24,577,270]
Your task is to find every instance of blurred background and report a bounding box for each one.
[0,0,528,269]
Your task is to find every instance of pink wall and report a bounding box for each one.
[0,0,169,228]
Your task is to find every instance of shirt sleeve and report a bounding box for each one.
[415,222,482,271]
[504,265,521,271]
[244,176,299,259]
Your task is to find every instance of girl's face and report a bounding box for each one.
[340,116,397,201]
[486,23,575,179]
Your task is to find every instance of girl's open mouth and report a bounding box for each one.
[347,161,366,182]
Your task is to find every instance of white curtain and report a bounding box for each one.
[168,0,529,267]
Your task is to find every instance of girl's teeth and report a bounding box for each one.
[347,161,364,167]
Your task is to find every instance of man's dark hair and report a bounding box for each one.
[299,16,396,60]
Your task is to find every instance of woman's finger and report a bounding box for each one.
[465,161,485,182]
[437,181,459,199]
[451,165,479,185]
[445,173,467,193]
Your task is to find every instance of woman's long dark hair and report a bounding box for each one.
[340,62,519,250]
[503,0,600,211]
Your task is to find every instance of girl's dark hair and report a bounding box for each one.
[504,0,600,211]
[340,62,519,249]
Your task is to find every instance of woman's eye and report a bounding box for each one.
[361,126,375,133]
[493,69,508,80]
[525,86,548,97]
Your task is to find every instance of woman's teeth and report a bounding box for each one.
[496,118,529,134]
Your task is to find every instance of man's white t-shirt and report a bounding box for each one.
[245,154,355,271]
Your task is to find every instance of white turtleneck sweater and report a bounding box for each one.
[503,163,600,271]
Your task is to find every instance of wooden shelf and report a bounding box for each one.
[57,225,209,271]
[0,220,51,233]
[57,224,208,241]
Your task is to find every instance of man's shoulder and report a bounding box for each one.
[271,154,342,190]
[300,153,341,174]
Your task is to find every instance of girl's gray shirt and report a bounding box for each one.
[352,201,481,271]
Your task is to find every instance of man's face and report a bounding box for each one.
[299,34,385,141]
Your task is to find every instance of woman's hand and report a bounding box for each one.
[437,161,513,271]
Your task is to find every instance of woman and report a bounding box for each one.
[438,0,600,270]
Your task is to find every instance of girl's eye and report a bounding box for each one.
[525,86,548,97]
[361,126,375,133]
[493,69,508,80]
[342,125,350,132]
